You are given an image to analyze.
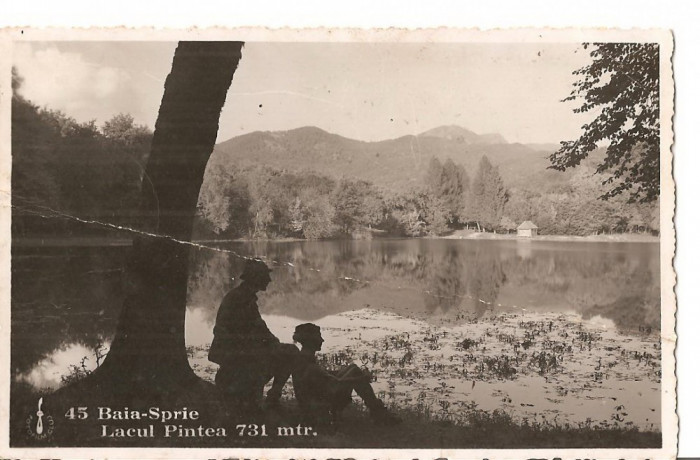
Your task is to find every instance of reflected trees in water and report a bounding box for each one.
[185,240,657,331]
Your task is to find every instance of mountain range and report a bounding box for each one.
[211,125,584,192]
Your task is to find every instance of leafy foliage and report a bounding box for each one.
[424,157,470,224]
[11,68,152,237]
[195,153,659,239]
[502,165,659,236]
[331,178,385,235]
[549,43,660,203]
[12,62,659,240]
[299,192,336,239]
[102,113,151,146]
[469,156,508,230]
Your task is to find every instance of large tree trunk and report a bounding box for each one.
[58,41,243,402]
[12,42,243,447]
[100,41,243,393]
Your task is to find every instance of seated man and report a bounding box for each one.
[209,258,297,413]
[291,323,400,425]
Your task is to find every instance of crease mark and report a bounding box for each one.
[11,203,256,261]
[10,202,655,322]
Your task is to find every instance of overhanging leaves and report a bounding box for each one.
[549,43,660,203]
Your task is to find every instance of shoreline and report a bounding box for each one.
[11,232,659,247]
[438,230,659,243]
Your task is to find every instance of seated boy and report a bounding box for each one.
[291,323,400,425]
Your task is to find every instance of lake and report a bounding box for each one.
[11,238,661,430]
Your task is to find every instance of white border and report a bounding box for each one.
[0,25,679,460]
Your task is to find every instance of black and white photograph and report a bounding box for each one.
[2,28,675,456]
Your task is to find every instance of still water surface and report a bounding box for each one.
[12,239,661,429]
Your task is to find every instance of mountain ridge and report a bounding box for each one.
[212,125,573,192]
[418,125,507,145]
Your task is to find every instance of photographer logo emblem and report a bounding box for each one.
[25,397,54,441]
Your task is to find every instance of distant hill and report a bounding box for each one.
[417,125,507,145]
[211,126,577,193]
[525,142,561,152]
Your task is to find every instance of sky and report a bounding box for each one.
[13,41,593,144]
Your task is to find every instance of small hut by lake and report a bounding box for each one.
[517,221,538,237]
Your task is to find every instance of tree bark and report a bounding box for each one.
[65,41,243,400]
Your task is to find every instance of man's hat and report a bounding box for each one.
[239,258,272,281]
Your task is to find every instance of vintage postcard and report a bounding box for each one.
[0,28,676,459]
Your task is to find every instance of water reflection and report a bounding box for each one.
[12,239,660,393]
[187,239,660,331]
[11,245,126,377]
[15,342,107,390]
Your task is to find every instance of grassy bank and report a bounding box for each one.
[11,381,660,449]
[441,229,659,243]
[307,402,662,448]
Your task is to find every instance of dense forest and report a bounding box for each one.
[11,68,152,238]
[196,154,659,240]
[12,67,658,241]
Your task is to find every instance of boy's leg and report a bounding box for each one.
[336,363,373,381]
[266,343,298,403]
[328,364,382,410]
[328,381,354,422]
[335,364,401,425]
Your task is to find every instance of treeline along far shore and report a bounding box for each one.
[11,68,659,241]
